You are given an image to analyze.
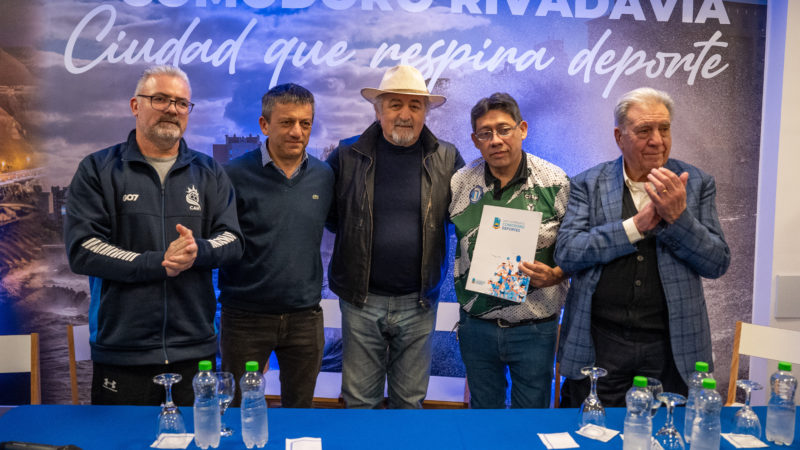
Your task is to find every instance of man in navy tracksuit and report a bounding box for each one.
[64,65,243,406]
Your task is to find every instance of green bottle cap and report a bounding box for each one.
[695,361,709,372]
[245,361,259,372]
[198,360,212,371]
[778,361,792,371]
[702,378,716,389]
[633,375,648,388]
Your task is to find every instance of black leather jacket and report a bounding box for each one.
[326,122,464,307]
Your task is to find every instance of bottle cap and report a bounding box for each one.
[246,361,259,372]
[198,360,212,371]
[778,361,792,371]
[633,375,647,388]
[695,361,709,372]
[702,378,716,389]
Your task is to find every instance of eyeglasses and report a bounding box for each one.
[474,124,519,142]
[137,94,194,114]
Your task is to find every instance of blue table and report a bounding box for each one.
[0,405,798,449]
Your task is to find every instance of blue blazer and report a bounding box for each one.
[555,157,730,381]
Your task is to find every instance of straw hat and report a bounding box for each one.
[360,65,446,109]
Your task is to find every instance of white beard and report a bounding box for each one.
[390,121,418,146]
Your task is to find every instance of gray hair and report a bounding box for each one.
[470,92,523,132]
[261,83,315,122]
[134,65,191,97]
[373,93,430,114]
[614,87,674,127]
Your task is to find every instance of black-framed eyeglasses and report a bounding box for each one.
[474,123,519,142]
[137,94,194,114]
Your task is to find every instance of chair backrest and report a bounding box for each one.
[0,333,41,404]
[435,301,460,332]
[727,321,800,405]
[67,324,91,405]
[321,298,341,328]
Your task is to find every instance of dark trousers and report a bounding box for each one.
[220,304,324,408]
[560,323,687,408]
[91,355,215,406]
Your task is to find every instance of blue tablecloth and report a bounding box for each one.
[0,405,798,449]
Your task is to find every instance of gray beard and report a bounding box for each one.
[390,128,417,147]
[144,121,182,150]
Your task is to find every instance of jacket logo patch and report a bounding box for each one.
[122,194,139,202]
[312,194,319,200]
[469,186,483,203]
[186,185,201,211]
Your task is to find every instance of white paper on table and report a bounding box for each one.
[537,432,579,449]
[286,437,323,450]
[722,433,769,448]
[575,424,619,442]
[150,433,193,449]
[465,205,543,303]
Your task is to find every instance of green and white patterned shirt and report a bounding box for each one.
[449,153,570,322]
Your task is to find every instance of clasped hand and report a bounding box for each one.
[633,167,689,234]
[162,224,197,277]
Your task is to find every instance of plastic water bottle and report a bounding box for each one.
[623,375,653,450]
[683,361,710,444]
[240,361,268,449]
[689,377,722,450]
[766,361,797,445]
[192,360,220,449]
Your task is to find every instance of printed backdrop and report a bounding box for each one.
[1,0,764,404]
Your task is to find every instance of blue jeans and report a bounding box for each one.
[340,293,436,409]
[457,310,557,408]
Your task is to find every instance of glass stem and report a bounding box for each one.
[744,387,752,407]
[165,382,174,406]
[664,402,674,428]
[590,375,598,397]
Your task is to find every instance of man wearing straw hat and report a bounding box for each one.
[326,65,464,409]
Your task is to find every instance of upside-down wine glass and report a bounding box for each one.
[153,373,186,437]
[645,377,663,418]
[733,379,763,438]
[578,366,608,428]
[654,392,686,450]
[216,371,236,437]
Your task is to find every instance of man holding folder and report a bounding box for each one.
[449,92,569,409]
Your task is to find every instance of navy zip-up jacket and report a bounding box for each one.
[64,130,243,366]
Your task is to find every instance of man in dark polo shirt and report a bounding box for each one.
[555,87,730,407]
[326,65,464,408]
[219,83,334,407]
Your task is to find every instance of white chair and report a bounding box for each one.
[264,299,470,408]
[67,324,91,405]
[0,333,41,404]
[727,321,800,405]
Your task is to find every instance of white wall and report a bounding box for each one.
[751,0,800,405]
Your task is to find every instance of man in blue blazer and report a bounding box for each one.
[555,87,730,407]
